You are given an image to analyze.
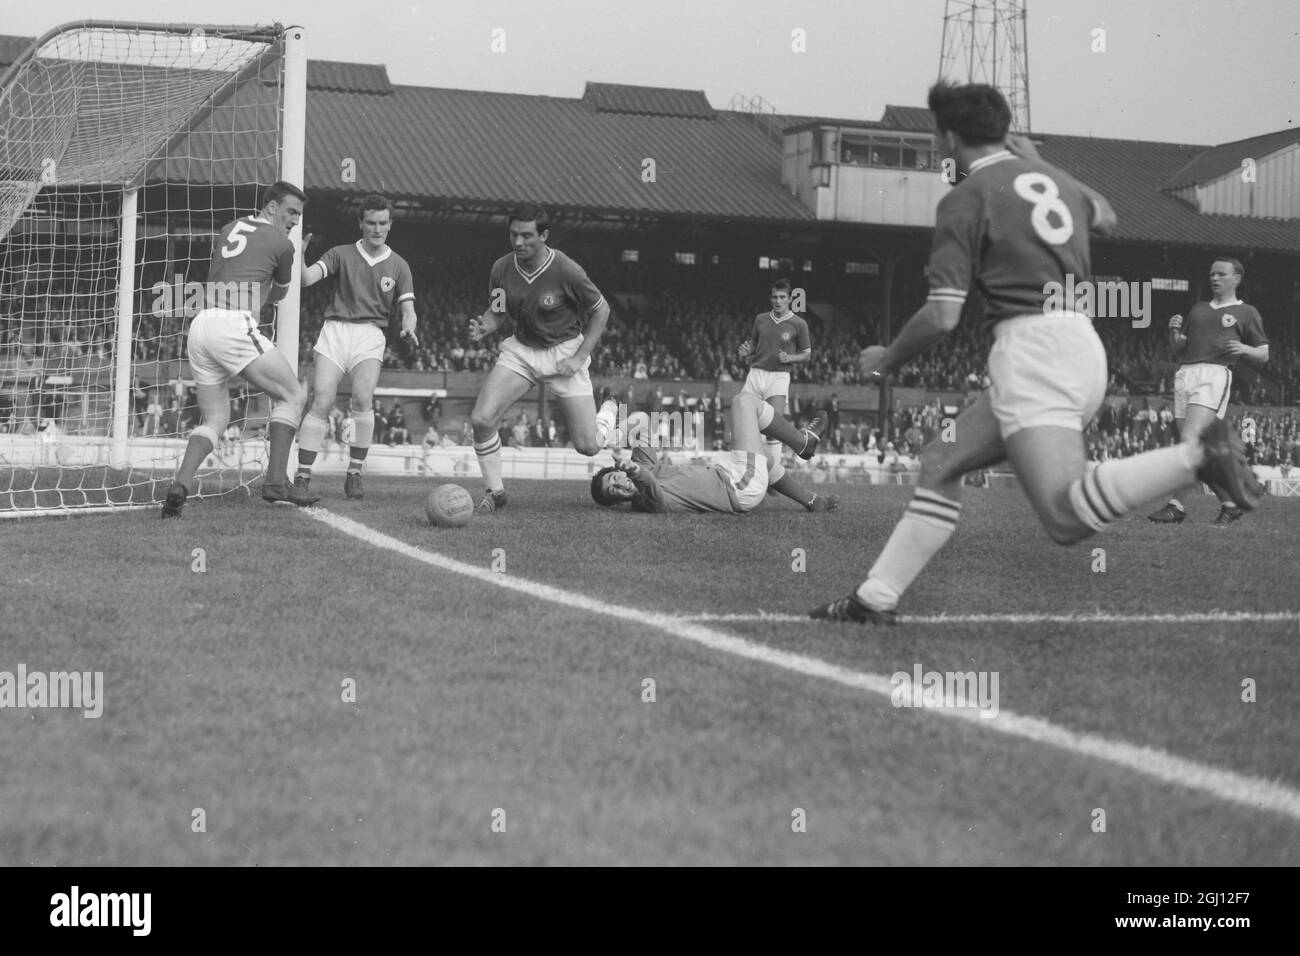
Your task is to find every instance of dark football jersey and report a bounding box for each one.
[1180,300,1267,367]
[927,150,1096,324]
[749,312,812,372]
[316,241,415,328]
[488,248,605,348]
[207,216,294,312]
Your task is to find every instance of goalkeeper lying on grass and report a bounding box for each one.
[589,390,837,514]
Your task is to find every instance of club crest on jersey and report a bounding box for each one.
[1221,313,1237,328]
[380,276,395,293]
[540,293,558,309]
[781,331,792,341]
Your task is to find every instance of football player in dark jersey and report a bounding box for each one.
[810,83,1259,624]
[163,181,318,516]
[466,203,618,512]
[1148,258,1268,525]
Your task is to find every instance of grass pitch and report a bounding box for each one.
[1,476,1297,865]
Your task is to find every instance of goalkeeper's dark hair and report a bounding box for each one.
[358,194,393,220]
[262,180,307,207]
[590,466,622,506]
[927,81,1011,146]
[508,202,550,234]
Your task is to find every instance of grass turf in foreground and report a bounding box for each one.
[0,477,1296,864]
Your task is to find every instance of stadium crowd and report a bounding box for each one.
[3,257,1297,461]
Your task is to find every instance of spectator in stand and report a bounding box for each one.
[144,390,163,437]
[388,402,409,444]
[372,397,389,445]
[511,413,529,448]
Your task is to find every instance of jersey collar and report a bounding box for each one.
[513,247,555,284]
[355,240,392,266]
[1210,297,1243,308]
[769,310,794,323]
[967,149,1014,175]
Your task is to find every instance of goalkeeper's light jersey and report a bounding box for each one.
[628,448,742,514]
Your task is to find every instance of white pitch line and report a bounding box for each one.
[677,611,1300,625]
[307,509,1300,824]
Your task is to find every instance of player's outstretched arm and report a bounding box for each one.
[1082,189,1118,236]
[861,299,962,378]
[301,262,326,288]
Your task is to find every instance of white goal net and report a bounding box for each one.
[0,21,303,516]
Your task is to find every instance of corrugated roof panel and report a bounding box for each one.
[300,86,811,220]
[881,105,936,132]
[1164,128,1300,188]
[584,81,714,119]
[1038,134,1299,250]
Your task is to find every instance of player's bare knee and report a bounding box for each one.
[571,434,600,456]
[469,406,497,432]
[349,394,371,414]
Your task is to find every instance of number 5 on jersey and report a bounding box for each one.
[222,220,257,258]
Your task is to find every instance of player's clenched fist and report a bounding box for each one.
[737,340,753,361]
[1168,313,1184,330]
[859,345,888,379]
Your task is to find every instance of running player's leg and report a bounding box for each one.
[345,356,382,496]
[469,362,533,507]
[851,392,1007,614]
[1151,386,1222,521]
[1017,421,1212,542]
[239,348,310,493]
[296,352,344,487]
[171,381,232,499]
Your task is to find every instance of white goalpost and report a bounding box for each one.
[0,20,306,516]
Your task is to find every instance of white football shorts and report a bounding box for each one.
[1174,363,1232,420]
[495,334,593,398]
[741,367,791,402]
[719,449,769,513]
[187,308,276,387]
[314,320,386,374]
[987,312,1107,438]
